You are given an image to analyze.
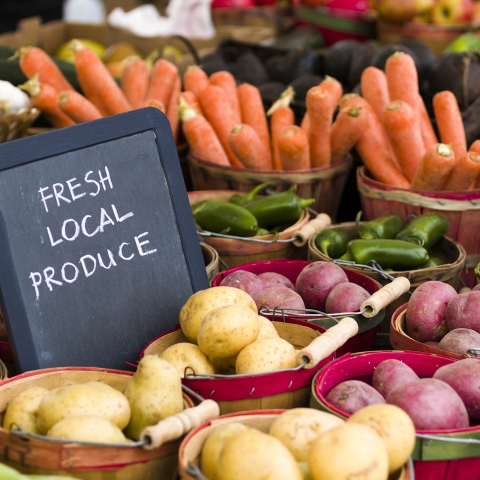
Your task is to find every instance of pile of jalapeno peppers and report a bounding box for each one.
[315,212,450,271]
[192,183,315,238]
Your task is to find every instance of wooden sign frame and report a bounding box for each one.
[0,108,209,372]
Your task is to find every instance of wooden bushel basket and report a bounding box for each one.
[310,350,480,479]
[177,409,411,480]
[189,191,330,269]
[187,153,352,222]
[200,242,219,285]
[307,221,466,333]
[0,367,197,480]
[357,166,480,288]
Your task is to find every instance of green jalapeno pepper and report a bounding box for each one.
[418,256,445,269]
[396,213,449,250]
[192,199,258,237]
[255,228,270,236]
[346,239,429,270]
[243,187,315,229]
[229,182,275,206]
[359,215,405,240]
[314,228,350,258]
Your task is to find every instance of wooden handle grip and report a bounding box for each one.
[297,317,359,369]
[360,277,410,318]
[140,399,220,450]
[293,213,331,247]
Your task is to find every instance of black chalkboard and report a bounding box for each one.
[0,108,209,373]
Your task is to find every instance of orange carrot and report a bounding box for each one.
[146,58,178,109]
[17,46,74,92]
[330,105,365,165]
[120,56,150,109]
[210,71,241,124]
[267,86,295,170]
[411,143,457,191]
[385,52,418,110]
[180,91,203,116]
[433,90,467,161]
[306,85,336,168]
[300,76,342,135]
[57,90,102,123]
[72,41,131,116]
[360,66,390,120]
[19,75,75,128]
[167,74,181,144]
[179,97,230,166]
[237,83,272,167]
[138,99,165,111]
[416,93,438,149]
[471,141,480,189]
[278,125,310,171]
[342,95,410,188]
[442,152,480,191]
[228,124,272,170]
[183,65,210,99]
[199,84,244,168]
[382,100,425,182]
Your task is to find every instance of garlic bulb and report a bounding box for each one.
[0,80,32,115]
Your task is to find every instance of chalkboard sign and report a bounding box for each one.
[0,108,209,373]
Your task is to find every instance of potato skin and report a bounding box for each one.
[438,328,480,354]
[37,382,131,435]
[179,286,257,343]
[256,316,279,340]
[433,358,480,420]
[3,387,49,434]
[445,291,480,333]
[236,337,297,374]
[405,281,457,342]
[257,272,295,290]
[325,380,385,415]
[254,286,305,313]
[269,408,344,461]
[159,342,215,377]
[348,404,416,473]
[325,282,370,314]
[308,423,389,480]
[386,378,469,430]
[197,304,260,359]
[372,359,419,399]
[219,270,265,298]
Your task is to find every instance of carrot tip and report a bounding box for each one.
[437,143,453,157]
[178,96,196,122]
[58,91,69,105]
[69,39,85,54]
[339,93,359,107]
[12,46,33,60]
[386,100,403,111]
[392,51,406,58]
[266,86,295,116]
[18,73,41,97]
[231,124,243,134]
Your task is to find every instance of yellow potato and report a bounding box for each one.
[47,415,130,443]
[197,304,260,360]
[179,286,257,343]
[216,428,303,480]
[3,387,49,433]
[236,337,298,374]
[256,316,279,340]
[200,422,250,480]
[348,404,416,473]
[308,423,389,480]
[37,382,131,435]
[159,342,215,377]
[269,408,345,461]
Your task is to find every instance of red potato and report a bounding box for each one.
[254,286,305,314]
[386,378,469,430]
[295,262,349,311]
[445,291,480,333]
[372,359,419,399]
[325,282,370,314]
[219,270,265,298]
[434,358,480,420]
[405,281,457,342]
[257,272,295,291]
[473,284,480,292]
[325,380,385,415]
[437,328,480,355]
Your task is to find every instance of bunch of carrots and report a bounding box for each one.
[15,42,181,143]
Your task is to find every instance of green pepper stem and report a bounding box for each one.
[320,239,331,257]
[299,197,315,209]
[244,182,275,202]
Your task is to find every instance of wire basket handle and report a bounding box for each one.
[158,34,201,65]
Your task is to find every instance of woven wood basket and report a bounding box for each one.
[200,242,219,285]
[310,350,480,479]
[357,166,480,288]
[0,359,7,380]
[178,409,410,480]
[0,367,195,479]
[187,153,352,223]
[0,108,40,143]
[141,319,333,415]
